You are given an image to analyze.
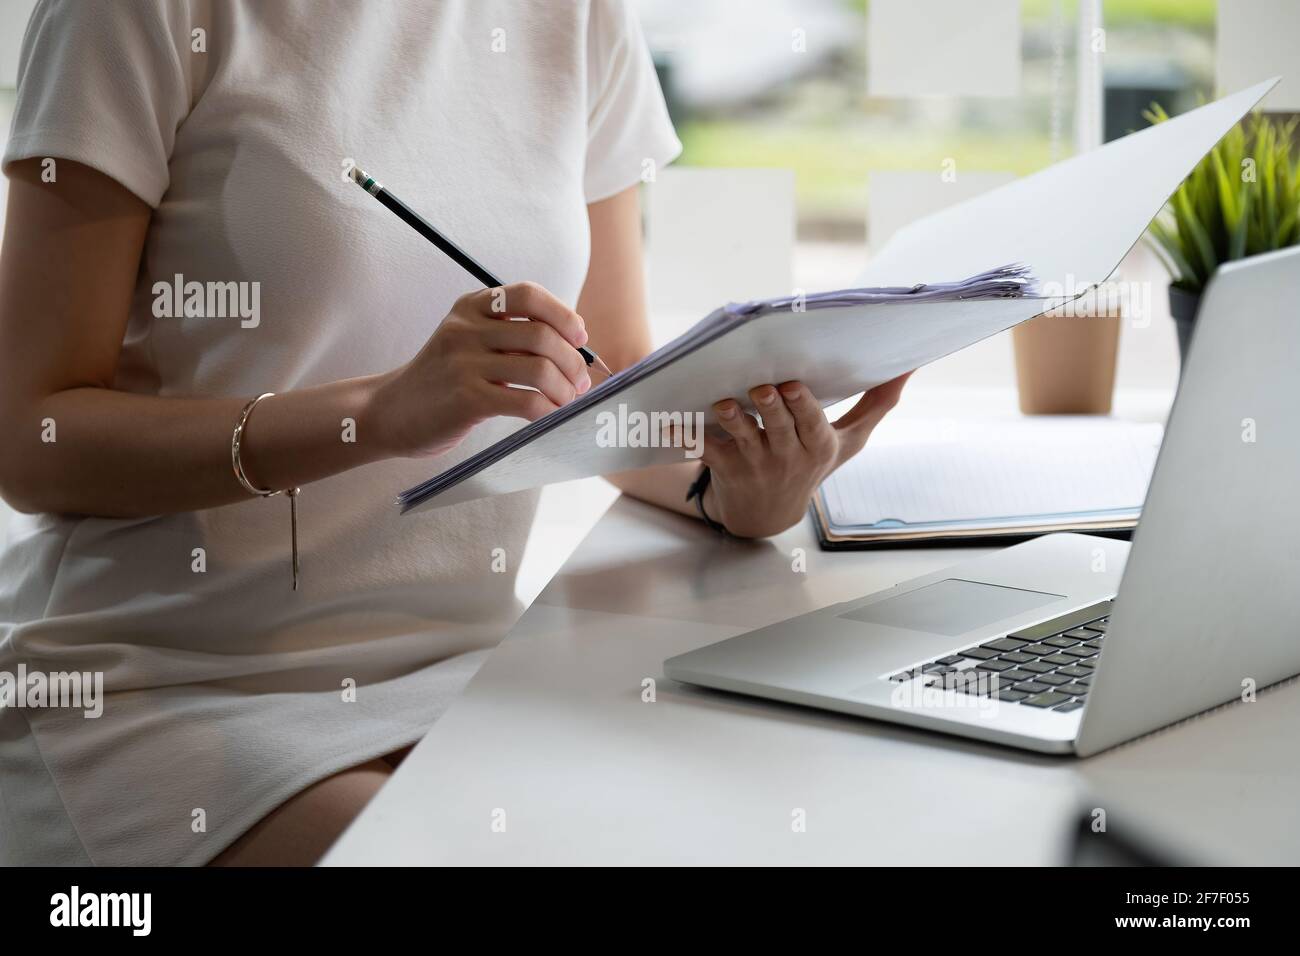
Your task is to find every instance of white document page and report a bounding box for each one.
[820,418,1163,531]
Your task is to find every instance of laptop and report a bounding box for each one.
[664,246,1300,755]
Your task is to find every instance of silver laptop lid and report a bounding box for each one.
[1077,246,1300,756]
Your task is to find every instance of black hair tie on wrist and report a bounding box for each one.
[685,465,728,535]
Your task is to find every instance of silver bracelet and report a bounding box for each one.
[231,392,301,590]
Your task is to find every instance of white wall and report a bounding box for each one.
[644,167,795,345]
[868,0,1021,98]
[1217,0,1300,110]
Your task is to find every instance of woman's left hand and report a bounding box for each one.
[700,373,912,538]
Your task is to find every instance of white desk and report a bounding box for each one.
[324,389,1300,866]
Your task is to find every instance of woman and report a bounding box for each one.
[0,0,907,865]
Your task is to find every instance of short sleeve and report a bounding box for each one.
[2,0,193,207]
[583,0,682,203]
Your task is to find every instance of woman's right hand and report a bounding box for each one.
[373,281,593,459]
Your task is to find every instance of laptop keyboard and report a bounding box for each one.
[887,600,1112,714]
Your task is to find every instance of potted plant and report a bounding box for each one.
[1144,107,1300,365]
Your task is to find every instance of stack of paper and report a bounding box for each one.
[723,265,1037,317]
[398,266,1037,513]
[814,418,1163,547]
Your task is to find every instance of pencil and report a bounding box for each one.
[348,164,612,378]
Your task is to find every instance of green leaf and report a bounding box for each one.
[1142,102,1170,126]
[1148,217,1198,286]
[1257,121,1280,246]
[1173,187,1217,281]
[1229,185,1250,260]
[1277,206,1298,248]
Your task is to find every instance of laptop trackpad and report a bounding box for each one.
[838,578,1064,637]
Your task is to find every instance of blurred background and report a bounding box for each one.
[641,0,1216,240]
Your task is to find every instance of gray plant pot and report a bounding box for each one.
[1168,285,1202,368]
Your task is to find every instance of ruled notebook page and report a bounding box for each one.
[820,418,1163,530]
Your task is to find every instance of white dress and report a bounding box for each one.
[0,0,679,865]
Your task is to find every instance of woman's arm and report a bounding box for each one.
[579,186,910,538]
[0,159,592,517]
[575,186,700,519]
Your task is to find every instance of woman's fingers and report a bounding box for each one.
[832,372,911,436]
[712,399,763,460]
[699,430,737,469]
[750,385,798,453]
[479,352,583,407]
[466,281,588,348]
[709,372,908,475]
[481,317,591,394]
[478,380,560,422]
[777,381,836,458]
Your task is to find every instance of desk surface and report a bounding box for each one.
[325,476,1300,866]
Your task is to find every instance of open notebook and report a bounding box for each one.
[813,418,1163,548]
